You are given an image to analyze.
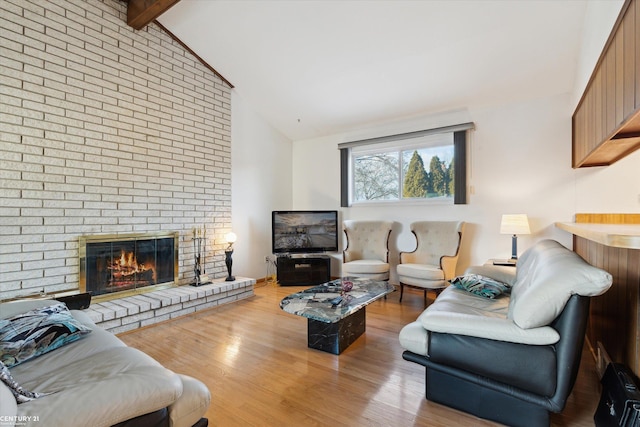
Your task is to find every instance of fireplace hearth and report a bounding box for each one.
[79,232,179,298]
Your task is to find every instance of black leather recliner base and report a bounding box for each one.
[111,409,208,427]
[426,366,549,427]
[402,294,591,427]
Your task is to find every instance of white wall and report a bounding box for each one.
[285,0,639,284]
[291,87,639,284]
[574,150,640,212]
[291,94,579,281]
[231,92,293,280]
[232,0,638,282]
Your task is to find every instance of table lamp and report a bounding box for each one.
[500,214,530,260]
[224,232,237,281]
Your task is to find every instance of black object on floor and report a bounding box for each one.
[595,363,640,427]
[57,292,92,310]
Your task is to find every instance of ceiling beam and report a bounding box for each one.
[155,21,234,88]
[126,0,234,88]
[127,0,181,30]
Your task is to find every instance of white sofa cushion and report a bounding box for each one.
[0,383,17,427]
[508,239,613,329]
[398,320,430,356]
[397,263,446,288]
[342,259,389,274]
[8,311,127,382]
[419,287,559,345]
[1,360,48,403]
[15,346,183,427]
[397,263,444,281]
[170,374,212,427]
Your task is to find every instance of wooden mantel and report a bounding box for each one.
[556,213,640,377]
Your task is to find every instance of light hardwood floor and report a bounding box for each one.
[119,283,601,427]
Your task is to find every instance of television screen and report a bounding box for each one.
[272,210,338,254]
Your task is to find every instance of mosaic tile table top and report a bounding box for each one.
[279,277,394,323]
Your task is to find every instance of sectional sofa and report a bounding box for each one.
[399,239,613,426]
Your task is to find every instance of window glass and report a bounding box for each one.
[353,151,399,201]
[351,133,454,204]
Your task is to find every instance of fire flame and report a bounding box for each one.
[108,250,156,286]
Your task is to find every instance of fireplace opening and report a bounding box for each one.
[79,232,179,298]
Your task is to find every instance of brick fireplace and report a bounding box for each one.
[79,232,179,299]
[78,232,255,334]
[0,0,233,303]
[0,0,256,335]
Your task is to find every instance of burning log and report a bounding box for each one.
[107,250,156,288]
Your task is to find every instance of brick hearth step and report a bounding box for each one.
[84,278,255,334]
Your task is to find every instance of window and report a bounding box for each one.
[339,123,473,207]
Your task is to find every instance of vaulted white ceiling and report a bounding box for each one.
[157,1,616,141]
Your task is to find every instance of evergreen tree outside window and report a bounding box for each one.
[403,151,429,198]
[428,155,447,197]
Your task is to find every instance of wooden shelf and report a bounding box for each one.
[577,109,640,167]
[555,222,640,249]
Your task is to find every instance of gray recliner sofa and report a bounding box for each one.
[399,239,612,426]
[0,299,210,427]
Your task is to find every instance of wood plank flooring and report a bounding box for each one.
[119,283,601,427]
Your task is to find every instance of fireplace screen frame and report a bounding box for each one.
[79,232,179,299]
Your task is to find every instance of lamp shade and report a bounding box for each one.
[500,214,530,235]
[225,232,237,244]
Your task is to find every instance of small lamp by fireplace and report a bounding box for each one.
[225,232,237,282]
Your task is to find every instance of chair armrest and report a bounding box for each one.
[399,250,416,264]
[440,255,459,280]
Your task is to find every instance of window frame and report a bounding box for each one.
[339,123,473,207]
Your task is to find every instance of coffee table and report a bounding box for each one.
[279,277,395,354]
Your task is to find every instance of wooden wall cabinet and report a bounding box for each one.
[557,214,640,377]
[572,0,640,168]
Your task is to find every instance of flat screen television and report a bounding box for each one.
[272,210,339,254]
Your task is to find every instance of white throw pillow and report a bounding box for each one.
[508,240,612,329]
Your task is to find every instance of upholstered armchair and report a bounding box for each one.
[397,221,465,303]
[342,220,393,281]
